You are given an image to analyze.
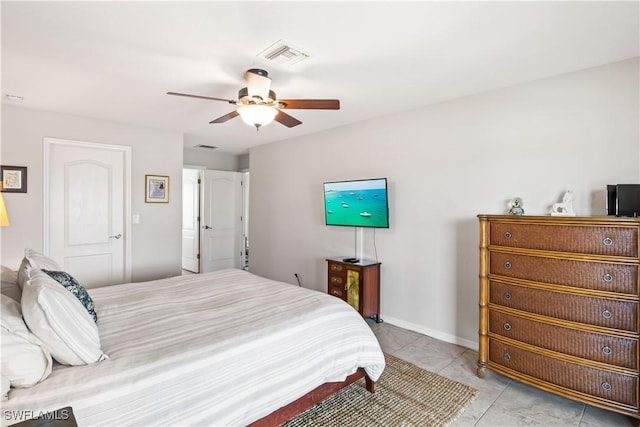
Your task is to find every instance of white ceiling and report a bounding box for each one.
[2,1,638,155]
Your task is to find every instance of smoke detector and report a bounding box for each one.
[257,40,310,66]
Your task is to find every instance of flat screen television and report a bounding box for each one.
[323,178,389,228]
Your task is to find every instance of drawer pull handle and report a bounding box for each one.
[503,261,512,270]
[602,237,613,246]
[503,322,512,331]
[504,292,512,300]
[602,273,613,283]
[602,346,612,356]
[504,231,512,239]
[503,353,511,361]
[602,309,613,319]
[601,382,612,391]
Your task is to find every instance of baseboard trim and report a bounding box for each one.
[381,315,478,351]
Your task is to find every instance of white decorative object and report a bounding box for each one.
[551,190,576,216]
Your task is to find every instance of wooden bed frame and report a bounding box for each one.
[10,370,374,427]
[249,368,375,427]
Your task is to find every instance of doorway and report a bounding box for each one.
[182,167,201,273]
[181,168,246,273]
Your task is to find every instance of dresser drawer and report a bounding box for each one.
[490,222,638,257]
[490,252,638,295]
[490,310,638,369]
[328,262,345,273]
[489,339,638,408]
[328,284,346,299]
[329,275,344,286]
[490,281,638,332]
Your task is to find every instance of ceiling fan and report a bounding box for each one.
[167,69,340,130]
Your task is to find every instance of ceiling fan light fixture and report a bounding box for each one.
[246,69,271,101]
[237,104,278,129]
[168,66,337,130]
[238,87,277,104]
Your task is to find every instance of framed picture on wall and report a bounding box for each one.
[1,165,27,193]
[145,174,169,203]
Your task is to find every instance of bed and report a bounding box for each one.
[2,265,385,426]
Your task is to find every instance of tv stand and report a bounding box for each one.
[326,257,381,322]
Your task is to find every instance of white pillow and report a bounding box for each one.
[21,269,107,366]
[17,249,61,290]
[0,295,53,388]
[1,265,21,302]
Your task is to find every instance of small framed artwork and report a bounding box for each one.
[1,165,27,193]
[145,174,169,203]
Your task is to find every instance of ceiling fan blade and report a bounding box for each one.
[167,92,236,104]
[274,110,302,128]
[276,99,340,110]
[209,110,239,124]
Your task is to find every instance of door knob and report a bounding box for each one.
[109,234,122,239]
[203,225,212,229]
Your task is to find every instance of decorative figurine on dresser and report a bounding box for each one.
[551,190,576,216]
[508,197,525,215]
[477,214,640,422]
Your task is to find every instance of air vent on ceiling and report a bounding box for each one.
[194,144,218,150]
[257,40,310,66]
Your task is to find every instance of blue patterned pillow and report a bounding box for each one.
[41,270,97,323]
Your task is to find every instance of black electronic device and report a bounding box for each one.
[342,257,359,263]
[607,184,640,217]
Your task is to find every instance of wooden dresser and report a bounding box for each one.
[477,215,640,419]
[326,257,381,322]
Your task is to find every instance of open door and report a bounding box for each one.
[242,171,250,270]
[182,168,201,273]
[200,170,243,272]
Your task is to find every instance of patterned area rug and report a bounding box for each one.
[282,354,478,427]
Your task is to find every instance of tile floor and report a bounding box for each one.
[367,320,636,427]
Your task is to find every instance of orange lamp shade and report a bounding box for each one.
[0,192,9,227]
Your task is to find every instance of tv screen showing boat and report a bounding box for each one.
[323,178,389,228]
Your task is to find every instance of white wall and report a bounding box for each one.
[238,154,249,171]
[248,58,640,349]
[1,105,184,282]
[183,147,240,171]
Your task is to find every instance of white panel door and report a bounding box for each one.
[46,139,130,288]
[182,168,200,273]
[201,170,243,272]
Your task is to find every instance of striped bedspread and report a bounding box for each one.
[2,269,385,426]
